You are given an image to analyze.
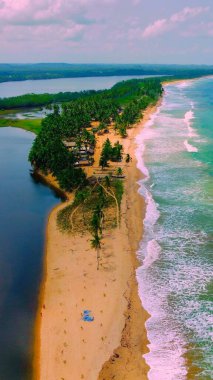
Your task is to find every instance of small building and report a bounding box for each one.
[63,140,94,159]
[74,160,91,167]
[62,141,76,151]
[87,147,94,155]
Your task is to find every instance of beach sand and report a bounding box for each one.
[34,103,160,380]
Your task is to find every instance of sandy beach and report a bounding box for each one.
[34,103,161,380]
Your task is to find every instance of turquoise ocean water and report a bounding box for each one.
[136,77,213,379]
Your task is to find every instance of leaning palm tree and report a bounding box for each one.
[90,233,102,270]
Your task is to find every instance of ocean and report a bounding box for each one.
[136,77,213,379]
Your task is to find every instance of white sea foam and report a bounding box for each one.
[176,81,193,89]
[142,239,161,268]
[133,92,211,378]
[184,109,198,137]
[136,261,188,380]
[134,96,195,380]
[135,78,213,380]
[143,188,160,229]
[184,139,198,152]
[184,109,194,122]
[135,107,161,179]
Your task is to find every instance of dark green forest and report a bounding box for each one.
[0,63,213,83]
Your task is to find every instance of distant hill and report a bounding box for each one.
[0,63,213,83]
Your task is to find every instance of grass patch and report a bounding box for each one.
[0,118,42,134]
[57,203,75,233]
[57,180,122,234]
[113,179,124,209]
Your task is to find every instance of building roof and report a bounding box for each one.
[63,141,76,148]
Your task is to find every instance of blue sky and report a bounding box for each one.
[0,0,212,64]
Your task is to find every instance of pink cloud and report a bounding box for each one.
[142,6,209,38]
[0,0,101,45]
[170,7,209,23]
[0,0,100,26]
[142,18,167,38]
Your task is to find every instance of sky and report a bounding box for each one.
[0,0,212,64]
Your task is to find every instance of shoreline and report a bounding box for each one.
[33,102,159,380]
[162,75,213,89]
[33,102,161,380]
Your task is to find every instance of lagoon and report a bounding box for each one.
[0,127,61,379]
[0,75,160,98]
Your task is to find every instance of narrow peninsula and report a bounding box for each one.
[28,79,163,380]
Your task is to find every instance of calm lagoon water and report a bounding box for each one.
[0,75,160,98]
[136,77,213,380]
[0,127,61,379]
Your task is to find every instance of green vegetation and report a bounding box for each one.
[99,139,123,169]
[116,167,123,176]
[57,177,124,268]
[29,78,162,192]
[27,77,160,266]
[2,77,161,111]
[0,90,100,110]
[0,118,42,134]
[57,179,121,233]
[29,111,87,191]
[0,63,213,83]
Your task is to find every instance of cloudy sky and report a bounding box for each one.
[0,0,212,64]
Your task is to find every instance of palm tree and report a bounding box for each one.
[116,167,123,176]
[91,233,102,270]
[99,154,108,170]
[105,176,111,188]
[91,203,104,235]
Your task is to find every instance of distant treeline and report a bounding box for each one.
[0,90,100,110]
[0,63,213,83]
[0,77,163,110]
